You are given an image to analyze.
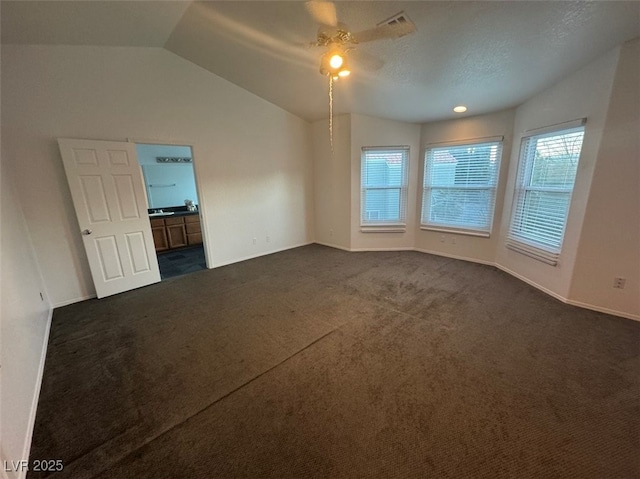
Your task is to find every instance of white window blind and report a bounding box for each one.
[422,140,502,234]
[361,147,409,226]
[507,123,585,265]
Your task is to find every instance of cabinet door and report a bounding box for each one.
[187,232,203,245]
[152,226,169,251]
[167,224,188,248]
[185,214,202,245]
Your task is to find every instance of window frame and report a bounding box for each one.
[421,137,504,237]
[360,146,410,231]
[506,120,586,265]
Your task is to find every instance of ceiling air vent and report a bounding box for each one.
[377,11,414,36]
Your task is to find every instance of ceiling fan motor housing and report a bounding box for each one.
[316,23,353,47]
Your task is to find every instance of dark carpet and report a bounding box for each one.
[29,244,640,478]
[157,245,206,280]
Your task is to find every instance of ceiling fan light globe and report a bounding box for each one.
[319,53,332,75]
[338,69,350,77]
[329,54,344,69]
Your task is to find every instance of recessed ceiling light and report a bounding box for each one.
[453,105,467,113]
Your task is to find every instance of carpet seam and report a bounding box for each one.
[76,328,340,479]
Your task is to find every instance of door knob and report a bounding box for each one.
[83,229,93,235]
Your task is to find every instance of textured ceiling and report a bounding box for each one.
[0,1,190,47]
[2,1,639,123]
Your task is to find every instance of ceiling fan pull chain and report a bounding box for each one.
[329,75,334,153]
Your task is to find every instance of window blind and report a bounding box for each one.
[422,141,502,234]
[361,147,409,226]
[507,124,585,265]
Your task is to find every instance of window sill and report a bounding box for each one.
[360,225,407,233]
[505,239,559,266]
[420,225,490,238]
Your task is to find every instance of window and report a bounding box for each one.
[421,140,503,235]
[507,121,585,265]
[361,147,409,228]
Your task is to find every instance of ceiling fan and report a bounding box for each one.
[305,0,416,80]
[304,0,415,148]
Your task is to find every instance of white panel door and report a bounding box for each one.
[58,138,161,298]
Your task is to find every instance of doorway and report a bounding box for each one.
[136,143,208,280]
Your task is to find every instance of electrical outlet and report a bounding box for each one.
[266,235,270,243]
[451,237,456,245]
[329,229,334,237]
[439,234,445,243]
[613,277,626,289]
[252,237,257,245]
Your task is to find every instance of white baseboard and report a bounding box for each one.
[51,245,640,320]
[20,307,54,479]
[53,294,96,308]
[210,242,314,269]
[565,299,640,322]
[350,246,415,252]
[314,241,351,252]
[412,247,495,266]
[494,263,568,303]
[53,243,317,305]
[317,242,638,322]
[1,307,53,479]
[495,263,639,321]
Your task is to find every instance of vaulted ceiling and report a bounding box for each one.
[2,1,639,123]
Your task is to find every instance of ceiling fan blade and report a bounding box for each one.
[305,0,338,27]
[351,22,415,44]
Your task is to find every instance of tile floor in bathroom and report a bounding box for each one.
[157,245,206,280]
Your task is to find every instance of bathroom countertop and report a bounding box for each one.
[148,209,199,218]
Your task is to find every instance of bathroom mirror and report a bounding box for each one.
[136,144,199,209]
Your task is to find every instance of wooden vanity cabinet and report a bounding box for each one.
[185,214,203,245]
[150,218,169,252]
[165,217,188,248]
[150,214,202,252]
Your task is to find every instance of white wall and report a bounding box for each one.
[312,115,351,250]
[350,114,421,251]
[1,45,314,306]
[1,158,52,479]
[495,45,620,299]
[569,38,640,318]
[416,109,516,263]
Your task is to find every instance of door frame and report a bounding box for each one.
[127,137,211,270]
